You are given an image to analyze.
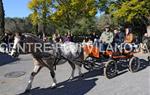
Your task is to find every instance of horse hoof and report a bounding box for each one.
[69,78,74,81]
[51,86,56,89]
[80,74,84,77]
[51,83,56,89]
[21,89,30,95]
[24,89,30,93]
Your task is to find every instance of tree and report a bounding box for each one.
[107,0,150,25]
[50,0,97,34]
[97,14,119,31]
[0,0,5,41]
[71,17,97,35]
[5,17,33,33]
[28,0,53,36]
[4,17,55,35]
[103,0,150,42]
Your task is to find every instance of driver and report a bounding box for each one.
[99,25,114,53]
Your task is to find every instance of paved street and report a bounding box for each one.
[0,53,150,95]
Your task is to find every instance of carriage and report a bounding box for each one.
[82,43,141,79]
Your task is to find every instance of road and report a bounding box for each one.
[0,53,150,95]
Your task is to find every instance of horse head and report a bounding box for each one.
[10,33,53,57]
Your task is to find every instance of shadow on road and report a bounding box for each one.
[115,58,150,78]
[0,53,19,66]
[32,78,98,95]
[138,59,150,72]
[18,70,100,95]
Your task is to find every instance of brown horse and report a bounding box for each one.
[11,33,83,93]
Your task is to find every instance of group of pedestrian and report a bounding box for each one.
[1,25,149,54]
[52,32,73,43]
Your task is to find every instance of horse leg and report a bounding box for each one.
[77,63,83,77]
[44,58,57,88]
[25,65,42,92]
[68,61,75,80]
[49,68,57,88]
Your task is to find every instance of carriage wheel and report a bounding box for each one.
[147,56,150,65]
[104,60,117,79]
[148,56,150,64]
[129,57,140,73]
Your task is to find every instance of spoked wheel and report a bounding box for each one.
[104,60,117,79]
[148,56,150,64]
[129,57,140,73]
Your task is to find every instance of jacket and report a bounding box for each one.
[100,31,114,43]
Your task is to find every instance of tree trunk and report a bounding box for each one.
[42,24,46,39]
[42,0,46,40]
[34,24,38,35]
[0,0,5,41]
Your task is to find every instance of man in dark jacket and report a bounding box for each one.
[117,29,125,45]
